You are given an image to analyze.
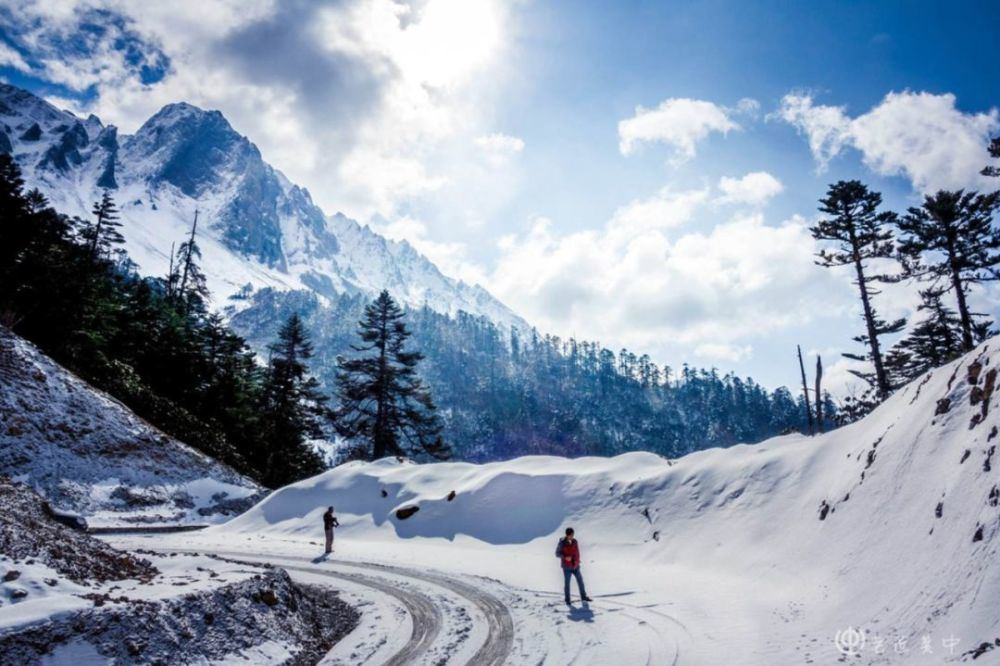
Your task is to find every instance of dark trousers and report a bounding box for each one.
[325,527,334,553]
[563,567,587,602]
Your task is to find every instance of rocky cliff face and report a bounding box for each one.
[0,83,525,329]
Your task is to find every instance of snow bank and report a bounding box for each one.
[222,339,1000,659]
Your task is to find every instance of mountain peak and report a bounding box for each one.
[0,83,526,330]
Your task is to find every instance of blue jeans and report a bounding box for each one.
[563,567,588,602]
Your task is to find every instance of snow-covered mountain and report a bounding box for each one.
[0,83,524,328]
[0,328,262,525]
[212,338,1000,663]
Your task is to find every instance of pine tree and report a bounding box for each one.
[335,290,448,460]
[174,210,208,312]
[811,180,904,400]
[83,190,124,263]
[259,314,328,486]
[983,136,1000,178]
[897,189,1000,352]
[884,288,983,384]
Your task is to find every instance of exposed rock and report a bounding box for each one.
[818,500,830,521]
[0,477,157,585]
[395,505,420,520]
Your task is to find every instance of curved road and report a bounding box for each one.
[280,564,442,666]
[175,549,514,666]
[118,542,686,665]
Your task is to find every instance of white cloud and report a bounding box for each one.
[778,91,1000,192]
[489,192,848,357]
[475,132,524,155]
[0,42,29,71]
[694,343,754,363]
[618,98,741,162]
[716,171,784,207]
[377,215,488,287]
[5,0,518,221]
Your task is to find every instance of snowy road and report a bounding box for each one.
[148,547,513,665]
[119,540,687,665]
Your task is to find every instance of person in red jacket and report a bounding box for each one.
[556,527,592,604]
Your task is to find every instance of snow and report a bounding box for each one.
[0,83,526,330]
[0,551,258,635]
[160,338,1000,664]
[0,558,90,631]
[0,328,262,524]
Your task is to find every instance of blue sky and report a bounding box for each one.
[2,0,999,394]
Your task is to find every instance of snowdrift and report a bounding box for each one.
[224,339,1000,661]
[0,329,262,525]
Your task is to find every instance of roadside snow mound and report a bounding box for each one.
[0,328,262,525]
[225,339,1000,660]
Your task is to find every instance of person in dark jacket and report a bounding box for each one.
[323,506,339,554]
[556,527,592,604]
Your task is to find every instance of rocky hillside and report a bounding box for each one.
[0,327,262,525]
[0,479,358,664]
[0,83,524,328]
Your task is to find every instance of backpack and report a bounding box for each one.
[555,538,565,558]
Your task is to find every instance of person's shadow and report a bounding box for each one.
[311,553,330,564]
[567,602,595,623]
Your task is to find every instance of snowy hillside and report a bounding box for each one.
[0,479,358,663]
[207,338,1000,664]
[0,328,262,525]
[0,83,524,328]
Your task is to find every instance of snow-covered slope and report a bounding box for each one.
[0,83,525,328]
[0,328,262,525]
[216,338,1000,663]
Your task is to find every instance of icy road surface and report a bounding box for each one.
[107,536,688,666]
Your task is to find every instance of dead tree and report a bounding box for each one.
[798,345,814,434]
[815,355,824,432]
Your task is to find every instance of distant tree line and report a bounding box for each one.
[809,136,1000,421]
[233,287,828,461]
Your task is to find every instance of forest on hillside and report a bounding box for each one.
[231,288,827,461]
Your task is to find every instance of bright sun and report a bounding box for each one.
[400,0,502,88]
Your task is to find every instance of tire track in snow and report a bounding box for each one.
[279,564,441,666]
[184,549,514,665]
[339,560,514,666]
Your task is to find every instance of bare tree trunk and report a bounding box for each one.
[815,355,824,433]
[798,345,814,435]
[850,239,890,400]
[166,241,175,298]
[178,210,199,299]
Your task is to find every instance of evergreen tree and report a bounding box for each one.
[811,180,904,400]
[174,210,208,312]
[335,290,448,460]
[82,190,123,263]
[983,136,1000,178]
[897,189,1000,352]
[885,288,983,384]
[259,314,328,487]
